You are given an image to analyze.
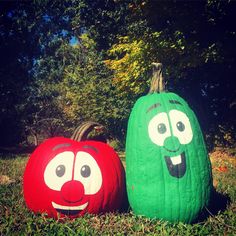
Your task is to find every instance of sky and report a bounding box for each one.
[69,36,78,45]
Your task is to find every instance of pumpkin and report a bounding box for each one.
[125,63,213,223]
[23,122,126,219]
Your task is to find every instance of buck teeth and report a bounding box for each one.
[52,202,88,210]
[170,155,182,165]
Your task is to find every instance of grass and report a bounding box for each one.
[0,149,236,235]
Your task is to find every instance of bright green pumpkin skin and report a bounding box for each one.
[126,92,213,223]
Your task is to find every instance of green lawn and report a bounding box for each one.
[0,150,236,235]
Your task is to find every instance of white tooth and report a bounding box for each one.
[170,155,181,165]
[52,202,88,210]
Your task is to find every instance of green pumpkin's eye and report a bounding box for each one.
[148,112,171,146]
[158,123,167,134]
[169,110,193,144]
[176,121,185,132]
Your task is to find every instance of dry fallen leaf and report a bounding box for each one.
[0,175,15,185]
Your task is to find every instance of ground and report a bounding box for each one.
[0,147,236,235]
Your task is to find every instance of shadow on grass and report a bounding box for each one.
[194,188,231,223]
[0,146,36,158]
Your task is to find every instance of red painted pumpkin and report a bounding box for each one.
[23,137,126,218]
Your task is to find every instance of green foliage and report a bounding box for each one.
[0,0,77,145]
[69,0,132,50]
[23,41,75,143]
[55,33,129,139]
[105,30,193,96]
[0,0,235,147]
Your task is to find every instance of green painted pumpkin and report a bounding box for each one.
[125,63,213,223]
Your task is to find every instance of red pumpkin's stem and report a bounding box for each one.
[149,62,165,93]
[71,121,107,142]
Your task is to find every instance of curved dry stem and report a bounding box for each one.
[71,121,104,142]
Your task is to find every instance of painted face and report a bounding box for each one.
[147,101,193,178]
[44,150,102,216]
[23,137,126,218]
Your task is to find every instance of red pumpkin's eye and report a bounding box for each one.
[56,165,66,177]
[44,151,74,191]
[80,165,91,178]
[74,151,102,195]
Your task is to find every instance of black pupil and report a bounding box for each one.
[158,123,167,134]
[56,165,65,177]
[177,121,185,131]
[81,165,91,178]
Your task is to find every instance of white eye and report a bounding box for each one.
[44,151,74,191]
[74,152,102,195]
[148,112,171,146]
[169,109,193,144]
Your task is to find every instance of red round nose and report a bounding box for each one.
[61,180,84,203]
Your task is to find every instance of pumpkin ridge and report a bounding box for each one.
[125,63,213,223]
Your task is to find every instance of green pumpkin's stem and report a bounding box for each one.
[149,62,165,93]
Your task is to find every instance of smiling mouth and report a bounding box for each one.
[165,152,186,178]
[52,202,88,216]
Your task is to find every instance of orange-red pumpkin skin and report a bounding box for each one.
[23,137,126,219]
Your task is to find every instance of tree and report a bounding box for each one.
[0,0,235,148]
[104,0,236,147]
[0,1,39,145]
[57,33,128,140]
[0,0,78,146]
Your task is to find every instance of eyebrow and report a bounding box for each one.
[146,103,161,113]
[83,145,99,153]
[52,143,71,151]
[169,100,182,105]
